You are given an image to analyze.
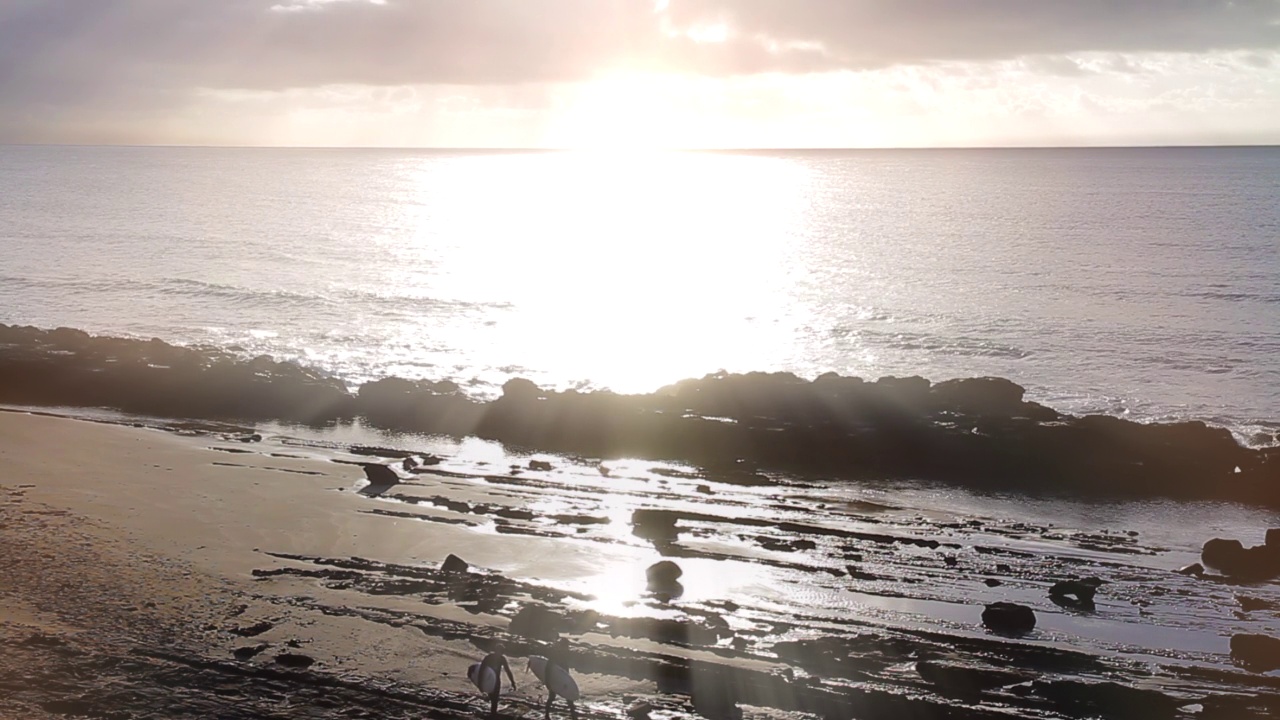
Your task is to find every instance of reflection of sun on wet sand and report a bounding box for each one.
[3,410,1280,719]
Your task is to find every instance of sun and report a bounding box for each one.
[549,72,685,151]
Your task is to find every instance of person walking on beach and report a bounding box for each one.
[478,644,517,716]
[544,638,577,720]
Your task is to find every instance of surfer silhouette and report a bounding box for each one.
[535,639,578,719]
[472,645,516,716]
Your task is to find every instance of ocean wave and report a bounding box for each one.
[1183,289,1280,304]
[0,273,510,314]
[867,330,1031,360]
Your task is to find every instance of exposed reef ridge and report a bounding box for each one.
[1,323,1277,505]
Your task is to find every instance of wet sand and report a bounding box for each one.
[2,409,1279,719]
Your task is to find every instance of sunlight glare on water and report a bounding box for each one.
[394,150,812,393]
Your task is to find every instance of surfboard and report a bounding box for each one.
[468,662,500,695]
[526,655,580,701]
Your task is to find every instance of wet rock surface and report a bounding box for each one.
[981,602,1037,635]
[2,324,1278,507]
[1231,634,1280,671]
[172,431,1277,720]
[1201,534,1280,579]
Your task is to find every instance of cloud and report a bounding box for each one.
[1,0,1278,144]
[4,0,1278,94]
[665,1,1280,68]
[1021,55,1091,77]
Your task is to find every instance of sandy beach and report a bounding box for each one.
[3,408,1280,720]
[0,410,667,719]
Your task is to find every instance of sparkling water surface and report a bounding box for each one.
[2,144,1278,440]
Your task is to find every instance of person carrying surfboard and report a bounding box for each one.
[475,644,517,716]
[530,639,578,720]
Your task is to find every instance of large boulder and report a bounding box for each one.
[632,509,680,544]
[646,561,683,588]
[441,554,470,573]
[1202,538,1245,570]
[360,463,399,485]
[929,377,1027,417]
[646,560,684,598]
[1201,536,1280,579]
[1230,634,1280,671]
[981,602,1036,635]
[501,377,543,402]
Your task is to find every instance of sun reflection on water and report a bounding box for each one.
[395,150,814,394]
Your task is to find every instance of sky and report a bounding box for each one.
[2,0,1279,148]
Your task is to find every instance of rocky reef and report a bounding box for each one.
[1,323,1277,506]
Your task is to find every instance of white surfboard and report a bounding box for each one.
[468,662,500,695]
[527,655,580,701]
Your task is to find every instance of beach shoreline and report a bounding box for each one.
[3,409,1280,719]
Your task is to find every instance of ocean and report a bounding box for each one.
[2,144,1278,443]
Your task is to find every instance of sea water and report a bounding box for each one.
[1,144,1277,441]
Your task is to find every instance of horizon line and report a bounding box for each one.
[3,141,1279,152]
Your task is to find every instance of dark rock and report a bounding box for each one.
[360,463,399,487]
[237,433,262,443]
[633,509,680,544]
[1175,563,1204,576]
[501,377,543,401]
[441,554,469,573]
[1203,538,1245,569]
[996,564,1012,573]
[982,602,1036,635]
[984,578,1002,587]
[233,643,269,660]
[1032,680,1180,719]
[1231,634,1280,670]
[626,700,653,719]
[928,376,1029,417]
[646,560,683,589]
[273,653,315,669]
[758,537,816,552]
[509,604,566,642]
[4,323,1277,509]
[1049,578,1103,610]
[916,661,1029,697]
[528,459,554,471]
[696,484,713,494]
[1201,537,1280,579]
[20,633,66,647]
[1238,596,1275,613]
[846,566,879,581]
